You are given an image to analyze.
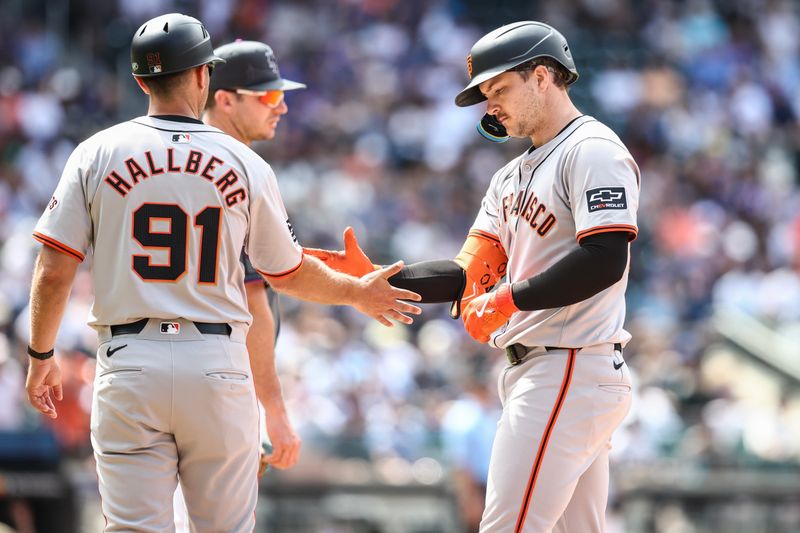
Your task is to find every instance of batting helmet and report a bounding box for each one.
[455,21,579,107]
[131,13,224,78]
[209,41,306,93]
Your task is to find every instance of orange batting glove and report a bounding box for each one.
[461,283,519,343]
[303,226,377,277]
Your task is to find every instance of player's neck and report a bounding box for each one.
[529,101,582,148]
[203,112,252,146]
[147,99,203,121]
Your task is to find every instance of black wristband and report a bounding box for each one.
[27,345,55,360]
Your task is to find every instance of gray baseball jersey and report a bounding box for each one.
[34,115,302,329]
[471,115,638,532]
[34,114,304,531]
[470,115,639,349]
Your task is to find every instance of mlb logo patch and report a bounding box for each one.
[146,52,162,74]
[586,187,627,212]
[160,322,180,335]
[172,133,191,143]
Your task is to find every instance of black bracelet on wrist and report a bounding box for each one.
[27,345,55,360]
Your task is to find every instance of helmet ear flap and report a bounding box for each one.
[477,114,509,143]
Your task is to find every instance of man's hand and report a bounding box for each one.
[266,256,421,325]
[25,358,63,419]
[352,261,421,326]
[303,227,376,277]
[261,411,301,473]
[462,283,519,343]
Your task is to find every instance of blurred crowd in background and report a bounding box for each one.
[1,0,799,531]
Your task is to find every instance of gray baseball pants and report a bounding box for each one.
[91,318,259,532]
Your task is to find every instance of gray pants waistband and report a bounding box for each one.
[505,342,623,366]
[96,318,247,344]
[110,318,231,337]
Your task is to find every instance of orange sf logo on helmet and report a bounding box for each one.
[466,54,473,77]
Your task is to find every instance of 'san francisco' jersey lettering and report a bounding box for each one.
[501,190,557,236]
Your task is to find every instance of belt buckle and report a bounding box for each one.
[505,344,528,366]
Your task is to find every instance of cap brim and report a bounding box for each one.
[455,56,581,106]
[246,78,307,92]
[454,63,514,107]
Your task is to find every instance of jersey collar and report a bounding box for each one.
[526,114,589,157]
[150,114,205,125]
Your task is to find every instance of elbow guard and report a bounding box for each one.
[451,231,508,318]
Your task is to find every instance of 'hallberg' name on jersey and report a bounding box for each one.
[103,148,248,207]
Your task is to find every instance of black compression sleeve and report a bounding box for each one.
[511,232,630,310]
[388,260,465,303]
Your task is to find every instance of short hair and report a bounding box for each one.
[141,69,193,99]
[511,57,571,88]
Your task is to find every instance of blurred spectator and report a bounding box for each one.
[440,363,500,532]
[1,0,800,530]
[0,335,24,430]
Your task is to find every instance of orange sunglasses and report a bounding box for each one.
[231,88,285,108]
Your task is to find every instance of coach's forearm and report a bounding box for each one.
[29,246,80,352]
[266,254,364,305]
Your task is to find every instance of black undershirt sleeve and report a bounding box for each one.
[511,231,630,310]
[388,259,465,303]
[385,231,630,310]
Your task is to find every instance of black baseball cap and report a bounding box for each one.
[209,40,306,92]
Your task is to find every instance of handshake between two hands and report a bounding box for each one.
[304,227,519,343]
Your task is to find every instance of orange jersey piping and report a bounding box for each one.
[32,232,85,262]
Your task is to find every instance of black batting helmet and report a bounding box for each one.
[131,13,224,78]
[455,21,579,107]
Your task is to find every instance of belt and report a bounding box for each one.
[110,318,231,337]
[505,342,622,366]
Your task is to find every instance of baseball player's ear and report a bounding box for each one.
[195,64,209,90]
[134,77,151,96]
[534,65,551,89]
[214,89,234,110]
